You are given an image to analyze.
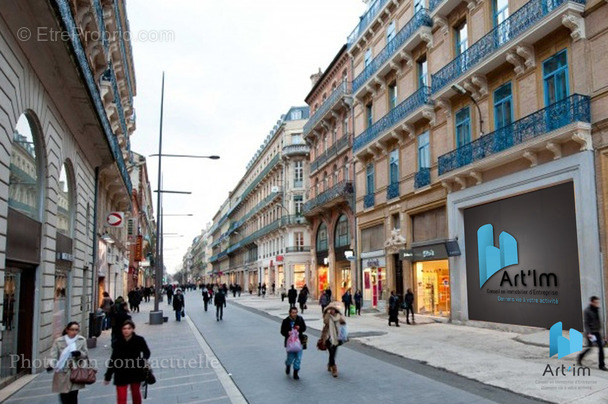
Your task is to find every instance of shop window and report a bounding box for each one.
[10,113,41,221]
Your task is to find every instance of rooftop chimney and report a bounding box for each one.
[310,68,323,88]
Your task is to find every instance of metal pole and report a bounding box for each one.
[152,72,165,320]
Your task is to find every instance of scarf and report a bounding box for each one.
[327,313,341,346]
[55,335,77,372]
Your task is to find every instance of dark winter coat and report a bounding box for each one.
[104,333,151,386]
[354,292,363,305]
[342,292,352,305]
[173,293,185,311]
[280,315,307,347]
[297,289,308,304]
[214,291,226,307]
[287,288,297,304]
[405,291,414,307]
[584,305,602,334]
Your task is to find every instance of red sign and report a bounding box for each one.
[106,212,124,227]
[134,235,143,261]
[276,255,284,262]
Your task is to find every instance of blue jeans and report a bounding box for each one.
[285,350,302,371]
[176,309,182,321]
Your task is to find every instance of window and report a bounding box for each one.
[335,215,350,248]
[292,133,302,144]
[294,161,303,188]
[343,116,349,136]
[388,82,398,109]
[494,82,513,130]
[366,103,373,128]
[294,195,303,216]
[323,135,328,152]
[364,48,373,67]
[455,21,468,56]
[366,163,375,195]
[295,232,304,249]
[317,223,328,251]
[389,149,399,185]
[291,109,302,120]
[417,56,428,88]
[332,127,337,144]
[418,131,430,169]
[386,21,396,43]
[494,0,510,44]
[543,49,569,106]
[455,107,471,147]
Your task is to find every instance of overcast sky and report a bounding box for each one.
[127,0,367,275]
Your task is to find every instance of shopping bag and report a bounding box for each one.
[338,324,349,343]
[285,329,303,353]
[349,305,356,315]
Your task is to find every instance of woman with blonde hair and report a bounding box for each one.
[320,301,346,378]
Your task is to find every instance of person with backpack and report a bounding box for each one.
[319,290,329,313]
[202,286,211,312]
[320,302,346,378]
[280,307,307,380]
[214,289,226,321]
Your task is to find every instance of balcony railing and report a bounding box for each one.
[354,87,432,152]
[347,0,391,48]
[431,0,586,94]
[429,0,443,12]
[387,182,400,200]
[303,181,354,214]
[282,144,310,157]
[353,10,432,94]
[414,167,431,188]
[438,94,590,175]
[286,246,311,253]
[310,134,351,173]
[364,193,375,209]
[304,82,351,136]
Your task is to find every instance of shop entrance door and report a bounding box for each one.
[1,264,35,383]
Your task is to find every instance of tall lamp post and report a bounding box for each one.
[149,72,220,325]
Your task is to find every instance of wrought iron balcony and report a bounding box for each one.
[354,87,432,152]
[112,0,134,106]
[387,182,400,200]
[414,168,431,189]
[347,0,391,48]
[55,0,132,195]
[286,246,311,253]
[353,10,432,95]
[303,181,354,215]
[310,134,352,173]
[438,94,590,176]
[364,193,375,209]
[241,154,281,202]
[304,82,352,136]
[282,143,310,158]
[431,0,586,94]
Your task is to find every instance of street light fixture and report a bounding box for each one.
[451,84,484,136]
[150,154,220,160]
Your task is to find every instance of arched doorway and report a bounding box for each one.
[1,113,44,382]
[316,222,329,297]
[334,214,351,296]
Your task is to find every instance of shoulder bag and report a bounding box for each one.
[69,358,97,385]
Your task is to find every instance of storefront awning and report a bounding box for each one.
[400,240,461,261]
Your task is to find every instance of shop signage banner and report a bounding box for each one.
[464,182,582,330]
[134,235,143,262]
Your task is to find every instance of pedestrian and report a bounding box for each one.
[202,286,211,312]
[388,290,400,327]
[166,285,174,305]
[127,288,138,312]
[325,287,332,302]
[577,296,607,370]
[319,290,329,313]
[287,285,297,309]
[104,320,151,404]
[404,288,415,324]
[48,321,89,404]
[280,284,286,301]
[280,307,307,380]
[111,300,131,348]
[258,282,262,296]
[354,289,363,315]
[342,289,353,317]
[261,283,267,298]
[237,283,242,297]
[298,284,309,313]
[100,292,113,330]
[173,288,185,322]
[272,282,276,295]
[320,302,346,378]
[214,288,227,321]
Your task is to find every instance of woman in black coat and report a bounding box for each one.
[104,320,151,404]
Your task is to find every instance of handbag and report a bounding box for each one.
[316,338,327,351]
[143,362,156,385]
[69,359,97,384]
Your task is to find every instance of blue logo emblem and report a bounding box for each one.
[477,224,518,287]
[550,322,583,358]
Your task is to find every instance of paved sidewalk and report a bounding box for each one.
[0,297,246,404]
[233,292,608,404]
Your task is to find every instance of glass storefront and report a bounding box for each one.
[339,265,351,296]
[414,260,450,316]
[363,267,383,307]
[293,264,305,289]
[317,266,328,295]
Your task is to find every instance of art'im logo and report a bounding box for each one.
[549,322,583,358]
[477,224,518,287]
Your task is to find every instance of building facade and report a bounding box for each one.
[349,0,604,329]
[208,107,311,294]
[302,46,357,301]
[0,0,141,385]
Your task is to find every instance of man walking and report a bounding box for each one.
[214,288,227,321]
[202,286,211,312]
[342,289,353,317]
[577,296,607,370]
[287,285,297,309]
[173,288,185,322]
[280,307,307,380]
